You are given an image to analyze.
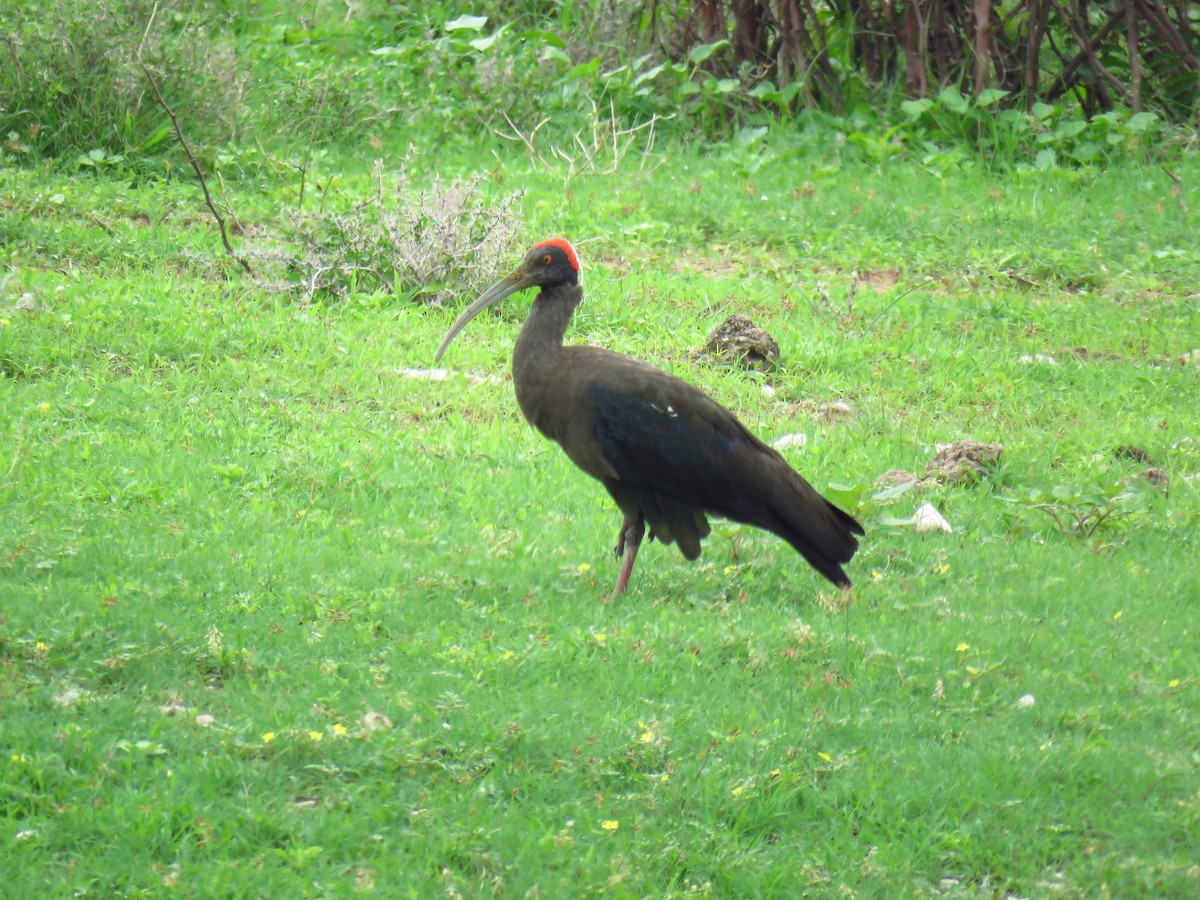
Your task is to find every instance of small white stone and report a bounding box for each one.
[1017,693,1036,709]
[912,502,953,533]
[398,367,449,381]
[772,433,808,451]
[761,384,776,398]
[195,713,216,727]
[160,697,189,716]
[53,686,88,707]
[362,711,394,732]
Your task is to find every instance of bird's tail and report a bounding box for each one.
[764,470,864,588]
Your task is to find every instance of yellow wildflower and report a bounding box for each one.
[262,732,276,744]
[601,820,619,831]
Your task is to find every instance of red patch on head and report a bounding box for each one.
[532,238,581,272]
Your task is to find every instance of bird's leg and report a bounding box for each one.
[614,522,628,560]
[613,512,645,595]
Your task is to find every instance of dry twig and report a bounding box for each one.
[139,60,252,275]
[138,3,251,275]
[1162,165,1187,213]
[494,102,670,184]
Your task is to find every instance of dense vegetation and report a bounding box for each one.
[2,0,1196,167]
[2,1,1198,897]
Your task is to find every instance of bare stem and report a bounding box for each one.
[137,5,252,275]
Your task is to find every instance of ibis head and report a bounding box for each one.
[434,239,580,364]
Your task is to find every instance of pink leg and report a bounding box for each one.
[613,513,645,595]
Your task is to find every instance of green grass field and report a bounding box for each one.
[3,148,1199,896]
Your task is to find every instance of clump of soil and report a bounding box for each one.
[925,441,1003,485]
[875,469,919,487]
[1112,445,1152,465]
[1123,467,1169,491]
[787,399,856,424]
[692,314,780,371]
[874,441,1003,491]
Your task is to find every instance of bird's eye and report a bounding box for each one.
[541,254,552,265]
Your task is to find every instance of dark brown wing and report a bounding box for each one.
[577,351,863,586]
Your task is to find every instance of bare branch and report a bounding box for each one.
[1162,165,1187,213]
[140,60,253,275]
[137,3,251,275]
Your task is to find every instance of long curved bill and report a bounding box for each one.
[434,268,535,364]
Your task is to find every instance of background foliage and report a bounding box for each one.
[1,0,1197,169]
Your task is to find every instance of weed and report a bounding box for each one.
[898,90,1171,168]
[496,99,668,184]
[1003,483,1149,549]
[250,154,523,304]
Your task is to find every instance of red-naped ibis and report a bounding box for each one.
[434,238,864,594]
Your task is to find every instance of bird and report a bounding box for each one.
[434,238,864,595]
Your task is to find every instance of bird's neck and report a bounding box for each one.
[513,284,582,431]
[514,284,582,376]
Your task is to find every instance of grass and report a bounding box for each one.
[2,146,1199,897]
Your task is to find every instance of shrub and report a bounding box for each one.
[249,156,524,305]
[0,0,248,162]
